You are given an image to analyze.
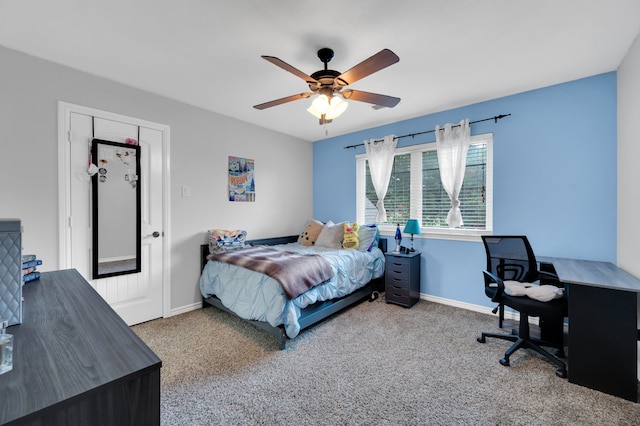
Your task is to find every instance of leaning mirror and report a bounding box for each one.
[91,139,141,279]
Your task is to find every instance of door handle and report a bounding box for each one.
[147,231,161,238]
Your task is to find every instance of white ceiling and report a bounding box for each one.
[2,1,640,142]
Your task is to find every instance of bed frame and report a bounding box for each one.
[201,235,386,349]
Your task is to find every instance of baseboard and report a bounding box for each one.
[169,295,517,321]
[169,294,550,327]
[169,302,202,317]
[419,293,571,331]
[167,295,506,323]
[419,293,523,321]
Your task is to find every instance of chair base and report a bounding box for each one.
[477,331,567,378]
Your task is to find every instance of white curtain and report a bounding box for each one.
[436,119,470,228]
[365,135,397,223]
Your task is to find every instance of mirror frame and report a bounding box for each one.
[91,138,142,279]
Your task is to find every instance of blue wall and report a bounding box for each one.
[313,73,617,308]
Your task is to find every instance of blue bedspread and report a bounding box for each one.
[200,242,385,338]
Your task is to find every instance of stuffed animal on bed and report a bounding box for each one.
[342,222,360,249]
[208,229,247,254]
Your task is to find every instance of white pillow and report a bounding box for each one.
[315,221,346,249]
[357,225,378,252]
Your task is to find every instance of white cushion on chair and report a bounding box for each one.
[526,285,564,302]
[503,280,563,302]
[503,280,531,296]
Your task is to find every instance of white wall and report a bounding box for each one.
[617,32,640,278]
[0,45,313,313]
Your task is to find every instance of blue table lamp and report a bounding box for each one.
[403,219,422,252]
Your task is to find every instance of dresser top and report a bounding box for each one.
[0,269,161,424]
[386,251,421,258]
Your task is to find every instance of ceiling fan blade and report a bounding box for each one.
[253,93,312,110]
[261,56,319,85]
[341,89,401,108]
[335,49,399,86]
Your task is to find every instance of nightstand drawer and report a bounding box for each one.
[386,275,410,289]
[386,288,410,305]
[386,255,411,265]
[386,261,412,277]
[386,283,410,296]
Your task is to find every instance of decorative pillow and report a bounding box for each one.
[315,221,346,249]
[208,229,247,254]
[357,224,378,252]
[298,219,324,246]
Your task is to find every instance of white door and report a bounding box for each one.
[62,106,166,325]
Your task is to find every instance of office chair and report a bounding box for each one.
[477,235,567,378]
[482,235,560,329]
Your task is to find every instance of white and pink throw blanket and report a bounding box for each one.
[207,245,334,299]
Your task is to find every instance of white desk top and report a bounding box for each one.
[539,256,640,293]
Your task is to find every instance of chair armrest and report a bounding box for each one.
[538,270,562,287]
[483,270,505,301]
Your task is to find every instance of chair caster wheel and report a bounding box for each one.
[500,357,510,366]
[556,369,567,378]
[477,336,486,343]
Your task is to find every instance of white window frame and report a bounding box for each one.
[356,132,493,242]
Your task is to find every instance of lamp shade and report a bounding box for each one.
[307,95,349,120]
[325,96,348,119]
[403,219,422,235]
[307,95,330,118]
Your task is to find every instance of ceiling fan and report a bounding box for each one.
[253,47,401,125]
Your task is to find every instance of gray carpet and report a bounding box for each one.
[133,299,640,425]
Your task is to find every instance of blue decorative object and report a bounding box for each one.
[403,219,422,252]
[394,224,402,253]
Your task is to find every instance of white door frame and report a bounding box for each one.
[57,101,171,319]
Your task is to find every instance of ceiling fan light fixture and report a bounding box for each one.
[326,96,348,120]
[307,95,349,122]
[307,94,330,118]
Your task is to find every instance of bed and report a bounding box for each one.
[200,235,386,349]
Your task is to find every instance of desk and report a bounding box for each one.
[539,257,640,402]
[0,269,162,425]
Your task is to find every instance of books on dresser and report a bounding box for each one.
[22,255,42,283]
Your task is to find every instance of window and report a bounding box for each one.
[356,133,493,240]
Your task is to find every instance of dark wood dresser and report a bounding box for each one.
[0,269,161,425]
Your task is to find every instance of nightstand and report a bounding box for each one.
[385,251,421,307]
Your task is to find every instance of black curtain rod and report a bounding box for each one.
[343,113,511,149]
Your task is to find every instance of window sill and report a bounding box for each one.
[380,228,491,243]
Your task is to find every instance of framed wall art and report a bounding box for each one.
[228,156,255,202]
